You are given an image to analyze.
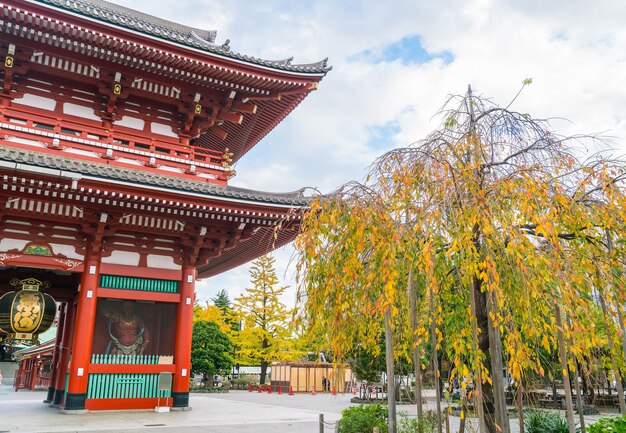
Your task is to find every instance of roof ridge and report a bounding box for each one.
[33,0,331,74]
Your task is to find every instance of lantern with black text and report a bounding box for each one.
[0,278,56,344]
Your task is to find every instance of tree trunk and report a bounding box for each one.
[486,290,509,433]
[469,275,487,433]
[430,288,442,433]
[573,359,585,432]
[474,277,496,433]
[408,268,424,422]
[554,301,576,433]
[598,288,626,413]
[384,306,397,433]
[516,382,524,433]
[260,361,268,385]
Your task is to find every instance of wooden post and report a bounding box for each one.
[172,264,196,409]
[44,303,66,403]
[64,249,101,411]
[319,413,324,433]
[52,302,75,406]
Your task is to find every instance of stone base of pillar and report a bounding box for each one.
[52,389,65,406]
[64,393,87,411]
[43,386,55,403]
[172,391,190,409]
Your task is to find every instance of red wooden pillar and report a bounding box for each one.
[64,251,100,411]
[29,359,39,390]
[172,264,195,409]
[44,303,66,403]
[52,301,75,406]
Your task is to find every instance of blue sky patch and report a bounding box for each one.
[353,35,454,65]
[368,121,401,150]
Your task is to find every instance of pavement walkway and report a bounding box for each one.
[0,385,616,433]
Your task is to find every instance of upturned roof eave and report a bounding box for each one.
[27,0,332,76]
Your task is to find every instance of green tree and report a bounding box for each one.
[212,289,240,331]
[191,320,234,386]
[234,255,296,384]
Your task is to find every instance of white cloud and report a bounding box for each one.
[113,0,626,306]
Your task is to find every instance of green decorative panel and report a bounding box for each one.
[90,354,160,364]
[99,275,179,293]
[87,374,171,399]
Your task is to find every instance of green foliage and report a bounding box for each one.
[397,411,437,433]
[339,403,388,433]
[587,415,626,433]
[523,409,571,433]
[212,289,240,331]
[191,320,234,378]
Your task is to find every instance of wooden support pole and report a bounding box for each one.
[52,302,75,406]
[172,264,196,409]
[44,302,66,403]
[64,249,101,411]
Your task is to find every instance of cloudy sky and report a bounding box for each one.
[115,0,626,306]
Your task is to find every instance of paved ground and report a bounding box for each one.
[0,382,616,433]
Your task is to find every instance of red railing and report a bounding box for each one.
[0,103,230,181]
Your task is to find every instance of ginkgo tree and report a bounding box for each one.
[233,255,299,384]
[296,84,626,433]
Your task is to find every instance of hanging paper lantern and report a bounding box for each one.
[0,277,56,342]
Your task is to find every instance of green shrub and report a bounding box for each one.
[397,410,438,433]
[524,409,570,433]
[339,403,388,433]
[587,415,626,433]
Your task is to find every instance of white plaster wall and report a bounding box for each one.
[17,93,57,111]
[150,122,177,138]
[116,116,144,130]
[0,238,28,252]
[101,250,141,266]
[147,254,181,270]
[63,102,101,122]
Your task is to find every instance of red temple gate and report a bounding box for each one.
[0,0,329,411]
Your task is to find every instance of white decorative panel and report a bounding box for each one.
[17,93,57,111]
[147,254,181,270]
[62,148,101,158]
[116,116,144,130]
[117,157,144,166]
[0,238,29,252]
[150,122,177,138]
[5,137,46,147]
[198,172,218,179]
[101,251,141,266]
[48,244,83,260]
[158,165,184,173]
[63,103,101,121]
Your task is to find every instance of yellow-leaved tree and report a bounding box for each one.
[296,84,626,433]
[233,255,298,384]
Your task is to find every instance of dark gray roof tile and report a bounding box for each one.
[35,0,331,74]
[0,146,309,207]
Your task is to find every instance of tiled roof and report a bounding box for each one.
[36,0,331,74]
[0,146,310,207]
